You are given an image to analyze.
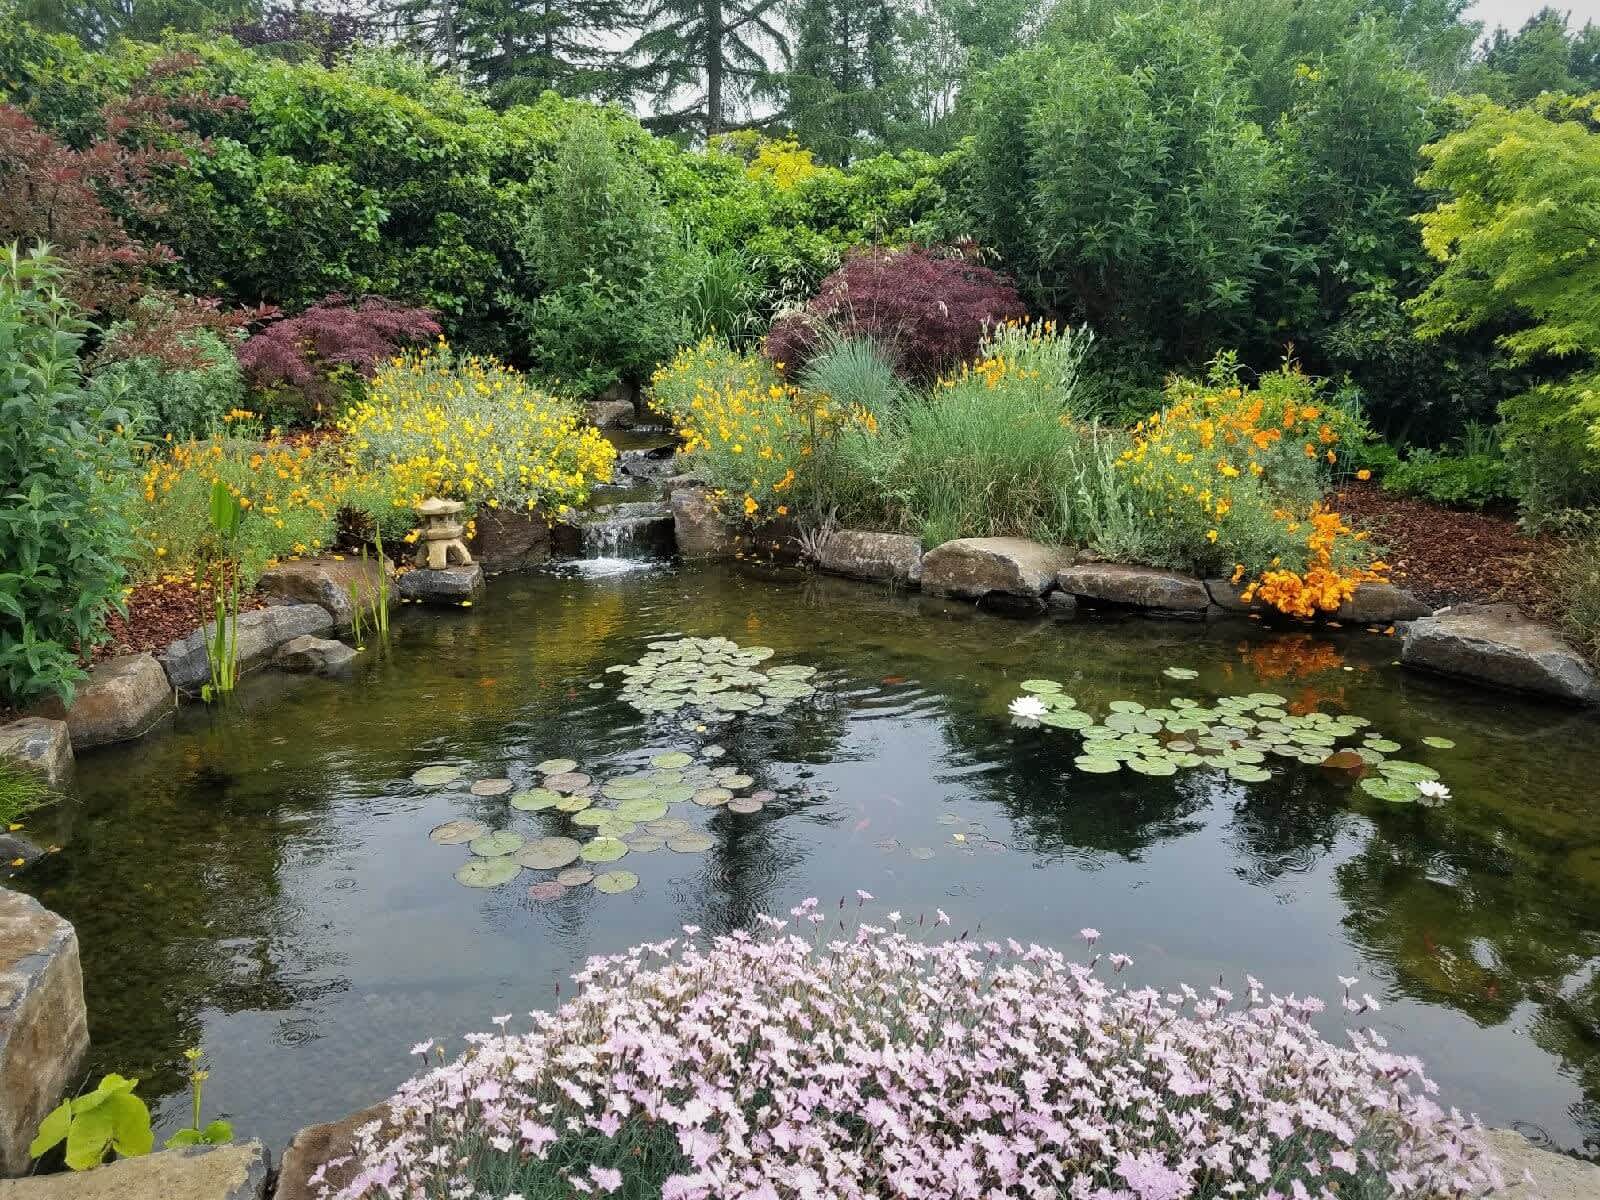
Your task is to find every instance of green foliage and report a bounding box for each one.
[1411,92,1600,516]
[164,1046,233,1150]
[88,327,245,441]
[0,245,134,707]
[798,335,909,414]
[1383,425,1514,510]
[29,1074,153,1171]
[1552,520,1600,664]
[0,759,48,826]
[1475,8,1600,104]
[202,477,243,701]
[625,0,788,138]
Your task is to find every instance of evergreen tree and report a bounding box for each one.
[786,0,900,163]
[1479,7,1600,102]
[457,0,632,104]
[18,0,258,46]
[626,0,788,138]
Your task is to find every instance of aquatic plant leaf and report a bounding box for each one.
[1360,777,1417,803]
[411,765,462,788]
[727,797,763,814]
[555,867,594,886]
[594,870,638,894]
[651,751,694,769]
[624,833,665,852]
[1421,736,1456,750]
[1019,679,1062,693]
[456,857,521,887]
[511,788,562,811]
[1074,757,1121,774]
[554,793,594,813]
[470,830,525,857]
[429,818,487,845]
[617,798,671,822]
[580,836,629,862]
[1163,667,1199,680]
[535,758,578,775]
[470,778,513,797]
[1228,766,1272,783]
[518,837,583,869]
[544,772,592,793]
[666,831,714,853]
[692,787,731,807]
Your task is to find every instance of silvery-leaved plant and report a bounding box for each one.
[322,902,1504,1200]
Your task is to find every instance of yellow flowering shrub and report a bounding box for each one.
[340,343,616,517]
[1117,358,1385,616]
[649,337,876,521]
[743,136,823,190]
[132,436,349,585]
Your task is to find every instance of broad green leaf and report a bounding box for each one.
[28,1101,70,1159]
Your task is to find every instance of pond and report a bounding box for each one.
[14,561,1600,1157]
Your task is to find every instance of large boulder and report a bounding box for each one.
[469,509,551,573]
[0,890,88,1177]
[1057,563,1209,614]
[920,538,1070,605]
[159,606,333,696]
[275,636,357,676]
[397,564,485,606]
[1334,582,1431,624]
[272,1103,393,1200]
[257,556,395,635]
[671,488,737,559]
[1483,1128,1600,1200]
[0,719,70,788]
[813,530,923,586]
[32,654,173,750]
[1204,577,1259,613]
[584,399,635,429]
[1402,603,1599,705]
[0,1140,267,1199]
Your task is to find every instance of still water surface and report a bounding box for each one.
[17,562,1600,1154]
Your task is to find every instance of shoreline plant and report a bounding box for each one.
[325,904,1504,1200]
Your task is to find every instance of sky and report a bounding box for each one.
[1464,0,1599,36]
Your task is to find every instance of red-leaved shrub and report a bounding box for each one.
[765,246,1027,380]
[237,295,442,424]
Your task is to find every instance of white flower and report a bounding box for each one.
[1009,695,1047,719]
[1416,780,1451,802]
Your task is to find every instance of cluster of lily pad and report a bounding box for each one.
[1009,677,1454,804]
[606,636,819,719]
[420,747,776,897]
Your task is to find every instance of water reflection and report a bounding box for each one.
[13,561,1600,1154]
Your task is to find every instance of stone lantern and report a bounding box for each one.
[413,497,474,570]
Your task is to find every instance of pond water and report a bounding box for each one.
[15,561,1600,1156]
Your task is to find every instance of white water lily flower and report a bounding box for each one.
[1416,779,1451,802]
[1009,695,1048,719]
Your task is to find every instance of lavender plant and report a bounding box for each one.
[324,903,1504,1200]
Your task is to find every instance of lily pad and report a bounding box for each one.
[411,765,462,788]
[429,818,488,845]
[1019,679,1062,693]
[1228,766,1273,784]
[1360,777,1417,803]
[536,758,579,775]
[580,836,629,863]
[727,797,764,814]
[470,830,525,857]
[1163,667,1199,680]
[720,774,754,790]
[544,772,592,793]
[1364,738,1403,754]
[623,833,665,853]
[455,857,520,888]
[617,798,671,822]
[1074,756,1121,774]
[517,837,582,869]
[692,787,732,807]
[1421,736,1456,750]
[511,788,562,811]
[651,751,694,769]
[470,778,513,797]
[666,831,714,853]
[654,785,696,805]
[556,867,594,886]
[647,817,691,835]
[594,869,639,894]
[554,793,594,814]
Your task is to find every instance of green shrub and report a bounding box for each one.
[1384,426,1515,510]
[797,336,909,415]
[88,327,245,441]
[1552,524,1600,665]
[0,245,135,707]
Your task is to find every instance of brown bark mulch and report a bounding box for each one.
[94,578,266,662]
[1332,482,1561,618]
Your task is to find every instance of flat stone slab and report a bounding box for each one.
[671,488,736,559]
[470,509,551,572]
[1402,602,1599,705]
[0,890,88,1177]
[584,398,635,428]
[1485,1128,1600,1199]
[1204,577,1259,613]
[0,1140,267,1199]
[814,530,923,586]
[272,1103,392,1200]
[1057,563,1209,613]
[275,636,356,676]
[0,720,70,788]
[160,606,334,696]
[397,564,485,605]
[920,537,1070,602]
[1334,582,1431,624]
[257,556,395,635]
[31,655,173,750]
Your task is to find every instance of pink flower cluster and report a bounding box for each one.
[327,902,1504,1200]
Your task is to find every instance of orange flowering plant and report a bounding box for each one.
[649,337,876,522]
[1117,355,1386,616]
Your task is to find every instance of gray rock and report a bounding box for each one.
[1057,563,1209,614]
[257,557,395,635]
[1484,1128,1600,1200]
[31,654,173,750]
[813,529,923,586]
[470,509,551,573]
[671,488,736,559]
[584,399,635,429]
[1204,577,1259,613]
[0,1140,267,1198]
[920,538,1071,603]
[0,890,87,1177]
[275,636,357,676]
[1334,582,1431,624]
[159,606,334,695]
[397,564,485,605]
[272,1103,392,1200]
[1402,603,1599,705]
[659,473,705,499]
[0,837,44,869]
[0,719,70,788]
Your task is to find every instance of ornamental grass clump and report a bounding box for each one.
[327,903,1503,1200]
[341,343,616,518]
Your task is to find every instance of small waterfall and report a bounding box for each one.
[557,501,674,569]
